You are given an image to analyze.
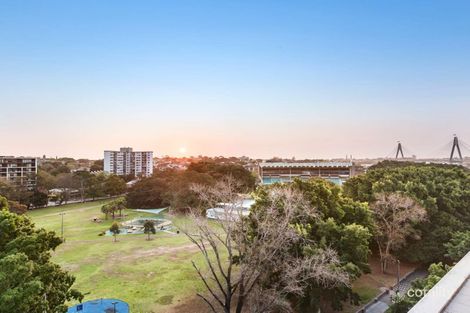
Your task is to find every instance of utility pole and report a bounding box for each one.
[59,212,66,241]
[450,134,463,163]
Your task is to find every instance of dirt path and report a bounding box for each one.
[118,243,200,261]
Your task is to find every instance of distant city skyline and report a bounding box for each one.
[1,1,470,159]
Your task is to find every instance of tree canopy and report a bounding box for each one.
[344,161,470,263]
[143,220,156,240]
[444,230,470,262]
[387,262,452,313]
[250,178,373,311]
[126,162,256,212]
[183,178,350,313]
[0,196,82,313]
[109,222,120,242]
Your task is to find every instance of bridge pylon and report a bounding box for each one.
[450,135,463,163]
[395,141,404,159]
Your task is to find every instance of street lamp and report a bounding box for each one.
[396,259,401,294]
[112,301,118,313]
[59,212,66,241]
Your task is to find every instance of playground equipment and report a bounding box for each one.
[67,298,129,313]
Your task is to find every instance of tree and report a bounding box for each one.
[371,193,427,273]
[7,200,27,214]
[0,178,16,200]
[109,222,120,242]
[181,178,349,313]
[36,169,56,190]
[188,162,256,192]
[344,161,470,263]
[55,173,77,204]
[445,231,470,262]
[250,178,373,311]
[73,171,91,202]
[30,190,49,208]
[167,170,215,213]
[0,195,27,214]
[90,159,104,171]
[101,203,110,220]
[104,197,126,219]
[143,220,156,240]
[0,197,83,313]
[387,262,451,313]
[126,175,170,209]
[0,196,8,210]
[0,178,33,208]
[103,175,126,196]
[85,174,106,200]
[125,162,256,213]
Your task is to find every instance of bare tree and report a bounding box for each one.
[371,193,427,273]
[180,178,349,313]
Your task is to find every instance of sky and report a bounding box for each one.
[1,0,470,159]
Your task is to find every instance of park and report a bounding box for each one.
[17,159,470,313]
[27,200,209,313]
[25,197,417,313]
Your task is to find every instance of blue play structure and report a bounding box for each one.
[67,299,129,313]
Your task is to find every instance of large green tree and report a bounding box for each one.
[250,178,373,311]
[126,174,170,209]
[444,230,470,262]
[188,162,256,192]
[344,161,470,263]
[126,162,255,212]
[103,175,126,196]
[85,173,107,200]
[90,159,104,172]
[387,262,451,313]
[0,196,82,313]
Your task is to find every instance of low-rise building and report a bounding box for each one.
[206,199,255,221]
[0,156,38,189]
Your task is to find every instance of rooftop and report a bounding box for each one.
[0,156,38,159]
[409,251,470,313]
[259,162,353,168]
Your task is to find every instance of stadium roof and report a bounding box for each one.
[259,162,353,168]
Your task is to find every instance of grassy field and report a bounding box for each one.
[28,200,206,313]
[27,201,413,313]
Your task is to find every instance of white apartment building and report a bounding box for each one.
[0,156,38,189]
[104,147,153,177]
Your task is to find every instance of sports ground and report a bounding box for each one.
[28,200,205,313]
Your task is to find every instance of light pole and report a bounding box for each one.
[59,212,66,241]
[396,259,401,294]
[112,301,118,313]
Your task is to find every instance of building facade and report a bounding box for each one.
[0,156,38,189]
[409,251,470,313]
[104,147,153,177]
[258,161,355,185]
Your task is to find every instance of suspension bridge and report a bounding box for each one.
[387,135,470,163]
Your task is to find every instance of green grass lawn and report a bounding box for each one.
[28,201,206,313]
[27,201,393,313]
